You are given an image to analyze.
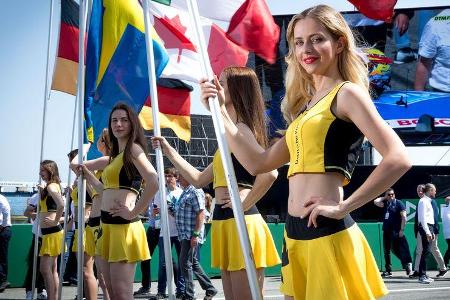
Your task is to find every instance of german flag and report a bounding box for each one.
[139,78,192,141]
[51,0,80,95]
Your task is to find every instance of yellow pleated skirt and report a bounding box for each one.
[96,220,150,263]
[40,226,64,257]
[280,214,388,300]
[211,205,281,271]
[72,228,85,253]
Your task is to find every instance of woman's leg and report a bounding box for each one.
[109,262,136,300]
[228,268,265,300]
[95,256,112,298]
[83,253,98,300]
[39,255,57,300]
[220,270,233,300]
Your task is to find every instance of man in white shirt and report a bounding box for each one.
[417,183,437,284]
[0,193,12,292]
[414,9,450,92]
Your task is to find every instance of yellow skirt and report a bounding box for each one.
[280,214,388,299]
[96,218,150,263]
[211,205,281,271]
[85,224,99,257]
[40,226,64,257]
[72,228,86,253]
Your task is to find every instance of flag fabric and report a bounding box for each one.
[150,2,248,83]
[139,78,193,141]
[348,0,397,22]
[51,0,80,95]
[151,0,279,67]
[85,0,169,154]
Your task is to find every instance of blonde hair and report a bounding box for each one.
[281,5,369,124]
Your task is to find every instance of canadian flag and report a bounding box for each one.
[149,0,279,82]
[150,2,248,82]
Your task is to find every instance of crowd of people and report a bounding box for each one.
[374,186,449,284]
[0,4,449,300]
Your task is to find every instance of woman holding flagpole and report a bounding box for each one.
[70,128,112,300]
[201,5,411,299]
[38,160,65,300]
[152,66,281,300]
[79,103,158,300]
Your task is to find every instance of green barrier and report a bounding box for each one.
[6,222,448,287]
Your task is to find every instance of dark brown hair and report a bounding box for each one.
[40,160,61,198]
[222,66,268,148]
[164,167,178,177]
[99,128,112,155]
[108,102,148,179]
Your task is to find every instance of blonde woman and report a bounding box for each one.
[201,5,411,299]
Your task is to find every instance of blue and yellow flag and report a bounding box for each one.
[85,0,169,156]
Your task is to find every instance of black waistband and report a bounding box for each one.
[101,210,140,224]
[88,216,101,227]
[285,214,355,240]
[74,221,88,229]
[41,224,63,235]
[212,204,259,221]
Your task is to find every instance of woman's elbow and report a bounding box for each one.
[386,150,412,174]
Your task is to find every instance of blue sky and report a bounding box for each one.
[0,0,446,184]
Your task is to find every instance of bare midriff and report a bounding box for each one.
[101,189,137,212]
[214,186,251,205]
[288,172,345,217]
[39,211,57,229]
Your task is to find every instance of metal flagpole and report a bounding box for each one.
[142,1,176,299]
[185,0,262,299]
[76,0,89,299]
[31,0,55,298]
[57,98,78,300]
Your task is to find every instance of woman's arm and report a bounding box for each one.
[200,78,289,175]
[71,155,110,172]
[80,165,104,194]
[222,170,278,211]
[304,83,411,226]
[151,136,213,188]
[46,183,65,226]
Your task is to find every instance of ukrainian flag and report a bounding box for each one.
[85,0,169,153]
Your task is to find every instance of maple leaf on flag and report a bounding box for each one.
[154,15,197,63]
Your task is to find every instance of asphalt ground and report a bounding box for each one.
[1,271,449,300]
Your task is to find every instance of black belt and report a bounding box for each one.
[41,224,63,235]
[212,204,259,221]
[88,216,101,227]
[285,214,355,240]
[101,210,140,224]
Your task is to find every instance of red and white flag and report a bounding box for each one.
[150,2,248,82]
[348,0,397,22]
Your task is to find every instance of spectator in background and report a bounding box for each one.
[149,167,185,300]
[133,194,160,297]
[374,188,413,277]
[443,196,450,268]
[175,174,217,300]
[23,193,47,300]
[414,9,450,92]
[0,193,12,293]
[204,193,213,224]
[417,183,438,284]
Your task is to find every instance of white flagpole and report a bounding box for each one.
[76,0,89,299]
[57,98,78,300]
[142,1,176,299]
[185,0,262,299]
[31,0,55,298]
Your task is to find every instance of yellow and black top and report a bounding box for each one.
[285,82,364,185]
[70,186,93,207]
[101,152,142,194]
[39,184,62,212]
[213,150,255,189]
